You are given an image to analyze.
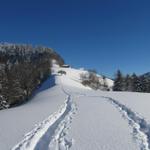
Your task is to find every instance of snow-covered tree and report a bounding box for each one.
[0,43,64,109]
[113,70,124,91]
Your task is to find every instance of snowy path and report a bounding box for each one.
[67,86,150,150]
[10,87,150,150]
[103,96,150,150]
[12,89,77,150]
[67,93,140,150]
[70,89,150,150]
[72,89,150,150]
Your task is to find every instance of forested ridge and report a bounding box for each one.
[0,43,64,109]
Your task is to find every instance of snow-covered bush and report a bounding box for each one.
[0,95,9,110]
[80,70,101,90]
[80,70,110,91]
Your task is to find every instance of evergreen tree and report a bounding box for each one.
[140,75,150,92]
[131,73,142,92]
[0,43,64,109]
[124,74,132,91]
[113,70,124,91]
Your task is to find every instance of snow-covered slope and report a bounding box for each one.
[0,76,67,150]
[52,64,114,90]
[0,65,150,150]
[52,66,91,89]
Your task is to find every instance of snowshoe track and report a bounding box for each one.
[12,93,77,150]
[104,96,150,150]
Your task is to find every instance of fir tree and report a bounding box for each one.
[131,73,142,92]
[113,70,124,91]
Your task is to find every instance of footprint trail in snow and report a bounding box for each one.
[12,93,77,150]
[103,96,150,150]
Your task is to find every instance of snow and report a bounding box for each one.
[67,96,140,150]
[52,65,114,90]
[105,78,114,87]
[52,65,91,89]
[0,64,150,150]
[0,77,66,150]
[101,92,150,122]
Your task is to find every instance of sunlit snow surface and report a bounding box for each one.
[0,64,150,150]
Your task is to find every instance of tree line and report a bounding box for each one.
[113,70,150,93]
[0,43,64,109]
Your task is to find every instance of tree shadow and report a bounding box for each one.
[33,75,56,95]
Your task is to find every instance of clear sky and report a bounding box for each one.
[0,0,150,77]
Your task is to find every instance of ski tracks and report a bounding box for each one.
[103,96,150,150]
[12,92,77,150]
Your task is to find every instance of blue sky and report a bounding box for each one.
[0,0,150,77]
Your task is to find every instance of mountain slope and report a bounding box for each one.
[52,64,114,90]
[0,65,150,150]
